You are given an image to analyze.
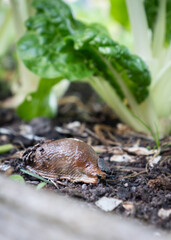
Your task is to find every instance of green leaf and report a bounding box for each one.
[10,174,25,184]
[20,168,53,184]
[17,0,92,80]
[110,0,129,28]
[69,23,151,103]
[36,182,47,190]
[144,0,159,31]
[17,0,151,104]
[0,144,14,154]
[17,77,61,121]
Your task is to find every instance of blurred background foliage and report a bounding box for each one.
[0,0,132,105]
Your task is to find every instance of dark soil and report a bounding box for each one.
[0,86,171,230]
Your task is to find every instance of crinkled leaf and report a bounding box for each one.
[17,78,60,121]
[18,33,92,80]
[69,24,150,103]
[17,0,151,104]
[17,0,92,80]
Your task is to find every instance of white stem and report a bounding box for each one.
[152,66,171,118]
[126,0,151,61]
[152,0,166,58]
[10,0,29,39]
[165,43,171,63]
[151,60,171,88]
[0,8,13,56]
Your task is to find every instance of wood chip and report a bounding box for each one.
[122,202,134,212]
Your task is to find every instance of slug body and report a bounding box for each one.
[23,138,106,184]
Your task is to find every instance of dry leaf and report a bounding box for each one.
[124,147,157,156]
[110,154,132,162]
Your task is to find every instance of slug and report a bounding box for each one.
[22,138,106,184]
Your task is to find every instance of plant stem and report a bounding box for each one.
[0,6,14,56]
[0,8,12,43]
[91,48,160,135]
[90,76,149,134]
[152,0,166,58]
[126,0,152,62]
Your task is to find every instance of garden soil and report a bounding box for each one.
[0,84,171,230]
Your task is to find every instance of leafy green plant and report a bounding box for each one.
[17,0,171,138]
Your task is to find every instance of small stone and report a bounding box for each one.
[82,184,87,190]
[131,186,136,193]
[95,197,122,212]
[158,208,171,219]
[165,194,171,200]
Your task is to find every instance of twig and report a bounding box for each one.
[118,170,147,180]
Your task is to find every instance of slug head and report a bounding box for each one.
[73,140,106,184]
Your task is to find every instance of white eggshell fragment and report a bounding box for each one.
[95,197,122,212]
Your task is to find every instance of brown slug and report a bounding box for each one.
[22,138,106,184]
